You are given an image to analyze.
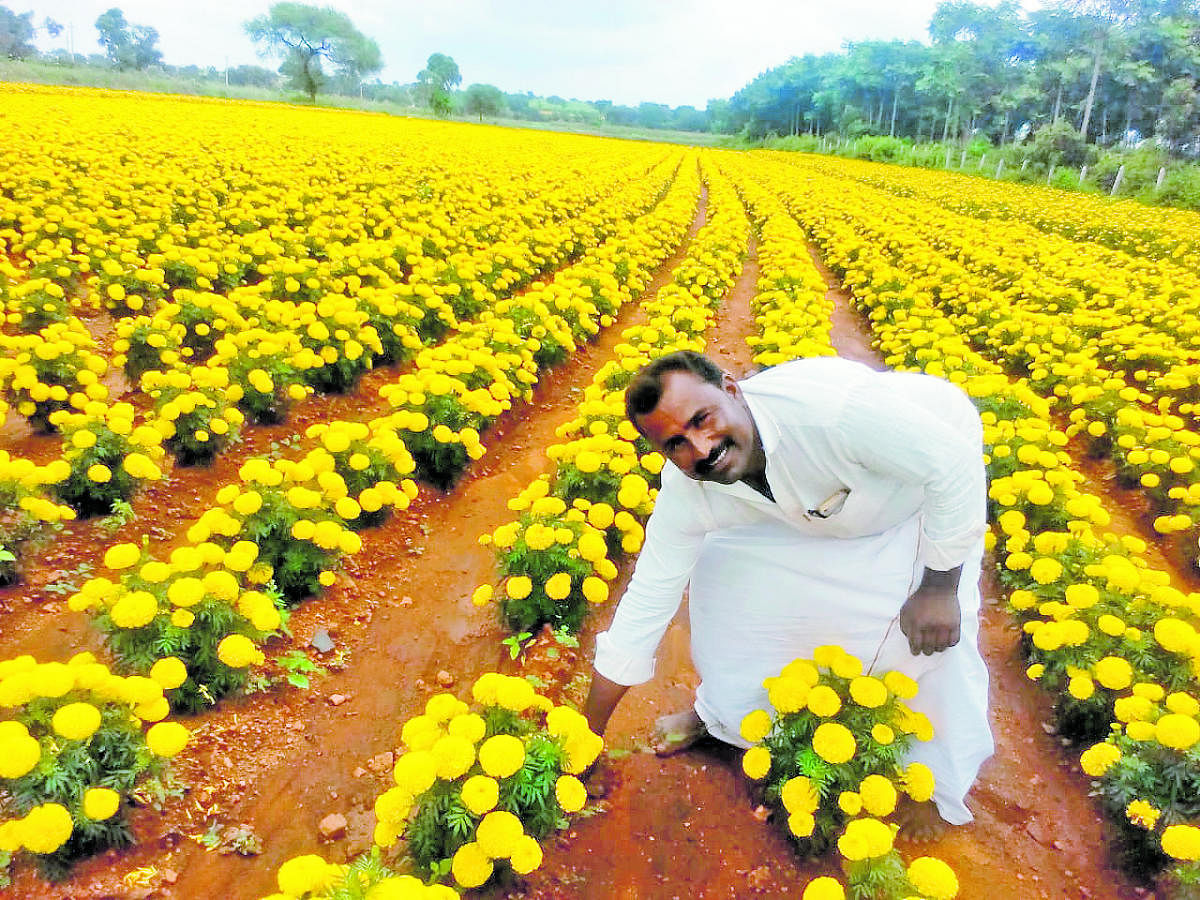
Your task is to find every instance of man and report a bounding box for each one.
[582,350,993,836]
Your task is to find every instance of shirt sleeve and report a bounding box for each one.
[835,375,987,571]
[593,467,710,686]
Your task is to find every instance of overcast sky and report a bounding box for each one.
[26,0,1027,108]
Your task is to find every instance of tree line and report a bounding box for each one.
[719,1,1200,152]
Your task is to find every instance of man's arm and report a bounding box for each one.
[900,565,962,655]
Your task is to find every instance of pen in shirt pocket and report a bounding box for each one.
[809,488,850,519]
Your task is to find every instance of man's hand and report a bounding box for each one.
[899,567,962,656]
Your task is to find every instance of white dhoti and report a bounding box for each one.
[688,514,993,825]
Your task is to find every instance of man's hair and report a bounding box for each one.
[625,350,724,431]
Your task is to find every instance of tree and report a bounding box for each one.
[416,53,461,114]
[245,3,382,103]
[95,8,162,70]
[463,83,504,121]
[0,5,34,59]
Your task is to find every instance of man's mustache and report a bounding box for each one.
[694,438,733,475]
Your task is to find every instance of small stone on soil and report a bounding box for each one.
[329,694,348,706]
[436,669,455,687]
[367,751,394,773]
[310,627,335,653]
[319,812,348,841]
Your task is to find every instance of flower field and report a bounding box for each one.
[1,83,1199,898]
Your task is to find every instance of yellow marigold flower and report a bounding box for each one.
[472,584,494,606]
[19,802,74,854]
[788,810,816,838]
[505,575,532,600]
[431,734,476,780]
[1125,799,1160,829]
[1155,713,1200,751]
[837,817,893,861]
[555,774,587,813]
[582,576,608,605]
[149,656,188,690]
[903,762,936,802]
[1080,742,1121,776]
[146,721,190,758]
[460,775,500,816]
[882,670,918,699]
[1162,824,1200,862]
[802,876,845,900]
[510,834,543,875]
[741,746,771,780]
[838,791,863,815]
[544,572,572,601]
[170,609,195,628]
[478,734,525,778]
[87,463,112,483]
[740,709,772,744]
[906,856,959,899]
[849,676,888,709]
[52,701,102,741]
[447,712,486,744]
[165,578,202,614]
[1028,557,1063,585]
[110,590,159,629]
[83,787,121,821]
[103,542,141,570]
[451,841,494,888]
[805,685,842,717]
[392,750,437,795]
[1093,656,1133,691]
[216,634,263,668]
[1068,675,1095,700]
[495,676,535,713]
[858,774,897,817]
[1064,584,1100,609]
[1166,692,1200,717]
[871,723,895,745]
[782,775,819,815]
[0,720,41,778]
[812,722,856,764]
[476,809,525,859]
[277,854,339,897]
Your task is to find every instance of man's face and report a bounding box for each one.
[635,369,760,484]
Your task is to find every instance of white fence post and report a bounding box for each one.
[945,148,953,168]
[959,149,967,167]
[1111,164,1126,196]
[977,153,987,170]
[1079,165,1088,183]
[1156,166,1167,191]
[996,159,1005,178]
[1021,158,1029,172]
[1047,164,1056,184]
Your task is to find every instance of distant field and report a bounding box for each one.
[1,84,1198,899]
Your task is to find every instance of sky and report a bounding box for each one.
[25,0,1026,108]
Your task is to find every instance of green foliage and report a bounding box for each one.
[245,3,382,102]
[94,8,161,71]
[0,6,35,60]
[416,53,461,114]
[463,83,505,121]
[4,688,163,877]
[275,649,324,689]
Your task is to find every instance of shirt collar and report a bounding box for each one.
[743,390,780,458]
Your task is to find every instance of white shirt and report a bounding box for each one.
[595,356,987,687]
